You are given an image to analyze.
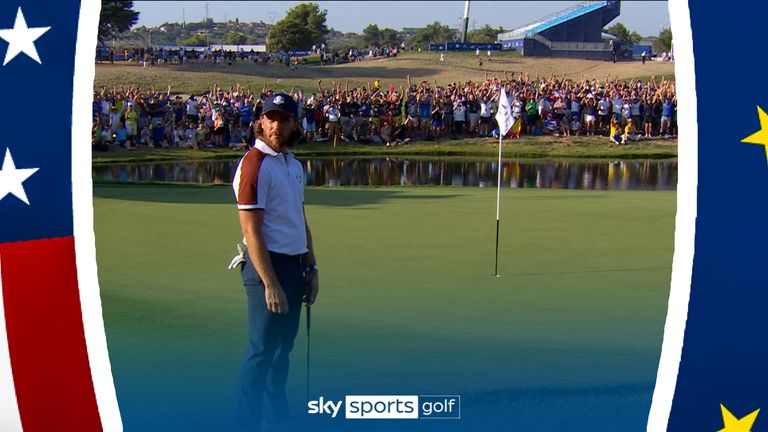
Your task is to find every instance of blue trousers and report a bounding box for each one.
[236,252,305,432]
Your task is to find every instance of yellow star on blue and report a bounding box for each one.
[742,106,768,165]
[718,404,760,432]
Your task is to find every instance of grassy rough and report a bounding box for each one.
[94,51,675,96]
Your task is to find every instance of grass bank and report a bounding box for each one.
[94,51,675,96]
[92,136,677,165]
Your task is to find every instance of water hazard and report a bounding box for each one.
[92,158,677,191]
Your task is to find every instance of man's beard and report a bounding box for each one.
[261,128,299,149]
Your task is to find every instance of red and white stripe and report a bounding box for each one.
[0,239,104,431]
[0,256,23,431]
[0,1,123,430]
[71,0,123,429]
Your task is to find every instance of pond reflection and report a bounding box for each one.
[93,158,677,191]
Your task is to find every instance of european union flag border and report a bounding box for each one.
[647,0,697,430]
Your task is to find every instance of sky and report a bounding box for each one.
[132,1,671,38]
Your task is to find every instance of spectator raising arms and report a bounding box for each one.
[92,74,677,150]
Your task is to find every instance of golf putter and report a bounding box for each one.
[305,302,311,402]
[303,268,312,402]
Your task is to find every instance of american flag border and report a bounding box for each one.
[72,0,123,430]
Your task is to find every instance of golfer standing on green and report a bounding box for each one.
[232,93,319,431]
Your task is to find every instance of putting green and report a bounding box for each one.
[94,185,675,431]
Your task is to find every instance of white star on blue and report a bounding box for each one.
[0,148,39,205]
[0,7,50,66]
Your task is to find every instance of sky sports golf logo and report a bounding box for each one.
[307,395,460,419]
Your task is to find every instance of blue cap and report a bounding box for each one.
[262,93,298,117]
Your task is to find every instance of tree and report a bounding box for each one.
[177,34,208,46]
[185,18,215,32]
[380,28,400,46]
[266,3,329,52]
[653,27,673,54]
[468,25,504,43]
[408,21,457,49]
[223,31,247,45]
[604,22,641,45]
[362,24,382,46]
[361,24,399,47]
[99,0,140,43]
[327,33,364,53]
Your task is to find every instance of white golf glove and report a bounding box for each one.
[227,244,246,270]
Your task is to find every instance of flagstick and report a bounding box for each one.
[494,132,503,277]
[493,87,513,278]
[306,303,311,402]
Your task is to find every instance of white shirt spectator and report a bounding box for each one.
[597,99,611,116]
[325,105,340,122]
[512,100,523,117]
[453,104,466,122]
[538,98,552,116]
[611,97,623,115]
[480,100,492,117]
[621,102,631,119]
[186,98,199,116]
[570,99,581,114]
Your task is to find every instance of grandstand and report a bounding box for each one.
[497,0,621,60]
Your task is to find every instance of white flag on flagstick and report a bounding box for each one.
[495,88,514,136]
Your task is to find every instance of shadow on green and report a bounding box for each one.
[94,184,464,207]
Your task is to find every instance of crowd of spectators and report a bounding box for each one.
[92,72,677,151]
[102,47,302,67]
[105,45,401,68]
[93,83,257,151]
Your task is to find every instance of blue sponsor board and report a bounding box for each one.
[282,50,313,56]
[428,42,502,51]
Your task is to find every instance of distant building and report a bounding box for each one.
[209,44,266,52]
[497,0,622,60]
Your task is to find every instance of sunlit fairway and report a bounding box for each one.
[94,51,675,96]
